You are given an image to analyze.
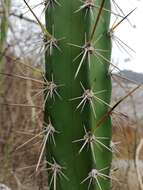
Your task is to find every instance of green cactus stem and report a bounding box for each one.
[0,0,11,70]
[44,0,112,189]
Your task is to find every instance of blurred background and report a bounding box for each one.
[0,0,143,189]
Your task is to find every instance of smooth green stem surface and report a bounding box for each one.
[45,1,112,190]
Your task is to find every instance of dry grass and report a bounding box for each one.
[112,159,143,190]
[0,54,48,189]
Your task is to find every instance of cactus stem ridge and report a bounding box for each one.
[73,127,111,154]
[90,0,105,41]
[81,167,111,190]
[70,83,111,118]
[47,159,69,190]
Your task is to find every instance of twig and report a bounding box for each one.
[135,139,143,190]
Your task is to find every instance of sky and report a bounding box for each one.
[18,0,143,73]
[111,0,143,73]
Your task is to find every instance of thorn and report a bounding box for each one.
[90,0,105,41]
[47,159,69,190]
[44,0,61,11]
[75,0,123,19]
[41,26,64,56]
[73,127,111,154]
[110,8,137,32]
[75,0,95,18]
[74,41,95,78]
[43,75,63,108]
[94,84,141,131]
[16,129,46,151]
[109,30,135,57]
[0,72,45,84]
[36,118,59,171]
[81,167,111,190]
[0,103,42,109]
[23,0,51,37]
[41,24,65,56]
[70,34,120,78]
[111,0,135,27]
[70,83,110,118]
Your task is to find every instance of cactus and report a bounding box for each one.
[44,0,112,190]
[0,0,11,69]
[0,0,139,189]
